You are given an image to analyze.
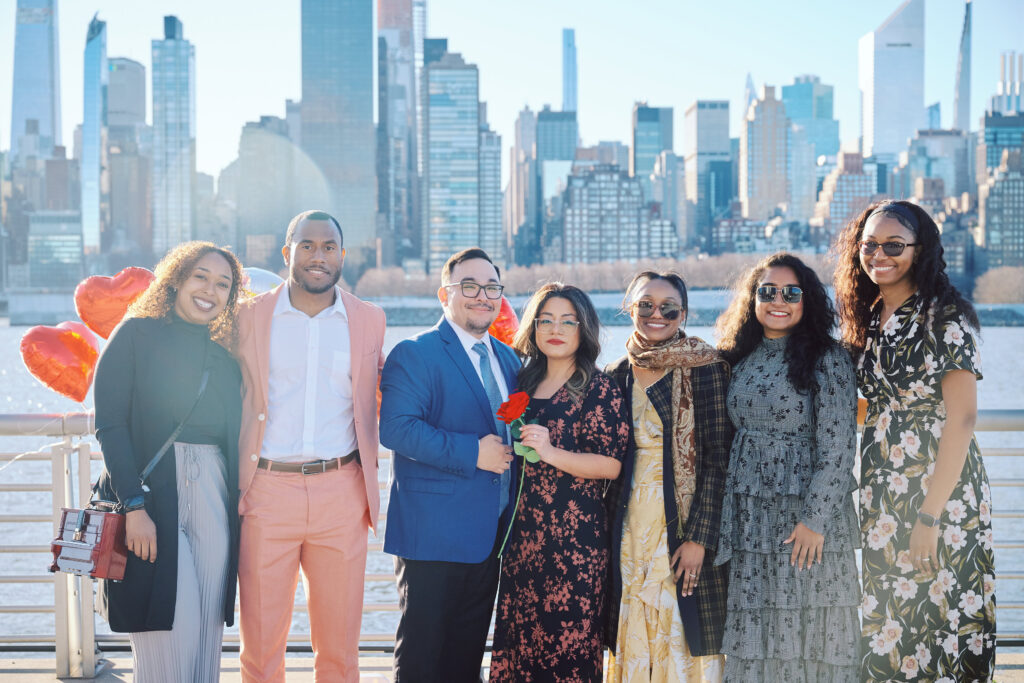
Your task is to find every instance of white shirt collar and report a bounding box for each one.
[445,312,492,357]
[273,282,348,320]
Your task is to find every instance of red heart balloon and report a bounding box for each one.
[74,267,155,339]
[488,296,520,347]
[57,321,101,353]
[20,323,101,402]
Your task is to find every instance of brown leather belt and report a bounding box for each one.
[257,450,359,475]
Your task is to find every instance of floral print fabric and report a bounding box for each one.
[489,372,629,682]
[607,381,724,683]
[858,294,996,682]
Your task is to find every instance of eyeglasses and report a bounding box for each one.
[756,285,803,304]
[631,300,683,321]
[858,240,918,257]
[534,318,580,332]
[444,281,505,299]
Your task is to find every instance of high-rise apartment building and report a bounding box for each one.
[781,75,839,157]
[683,100,730,248]
[740,86,789,220]
[954,0,971,132]
[237,116,300,266]
[81,15,107,253]
[650,151,686,245]
[787,124,818,222]
[810,153,878,242]
[979,149,1024,267]
[631,104,673,201]
[989,52,1023,115]
[858,0,925,159]
[562,29,577,113]
[379,0,420,263]
[151,16,195,255]
[301,0,376,255]
[560,165,643,264]
[10,0,62,165]
[480,116,503,265]
[893,129,969,199]
[505,106,537,265]
[423,52,479,274]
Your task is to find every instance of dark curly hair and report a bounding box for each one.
[832,200,978,354]
[512,282,601,399]
[716,252,838,394]
[127,241,245,351]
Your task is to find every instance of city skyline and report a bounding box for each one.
[1,0,1021,183]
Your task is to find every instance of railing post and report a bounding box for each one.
[51,440,71,677]
[76,442,96,677]
[61,437,86,678]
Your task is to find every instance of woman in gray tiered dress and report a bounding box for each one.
[715,253,861,682]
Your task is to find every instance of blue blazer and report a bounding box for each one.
[380,317,521,563]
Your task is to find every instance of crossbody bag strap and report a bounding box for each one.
[138,344,212,490]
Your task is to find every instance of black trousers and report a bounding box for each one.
[393,535,501,683]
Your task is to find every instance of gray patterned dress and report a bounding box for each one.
[716,336,861,682]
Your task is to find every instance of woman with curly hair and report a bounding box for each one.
[834,200,995,682]
[94,242,245,682]
[489,283,629,682]
[605,271,731,683]
[714,252,860,682]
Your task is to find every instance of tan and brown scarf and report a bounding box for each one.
[626,330,723,538]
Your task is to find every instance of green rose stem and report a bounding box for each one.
[498,417,537,558]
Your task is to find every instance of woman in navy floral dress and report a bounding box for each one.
[489,283,629,682]
[835,200,995,682]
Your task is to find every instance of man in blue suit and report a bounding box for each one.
[380,248,520,682]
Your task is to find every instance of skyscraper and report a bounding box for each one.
[505,106,537,265]
[788,124,818,222]
[978,149,1024,268]
[412,0,427,175]
[108,58,145,128]
[684,100,730,248]
[743,73,757,115]
[301,0,376,256]
[977,112,1024,181]
[81,14,107,254]
[10,0,62,165]
[740,86,788,220]
[631,103,673,201]
[954,0,971,132]
[858,0,925,159]
[151,16,195,255]
[810,153,878,242]
[562,29,577,113]
[107,57,149,256]
[560,165,643,264]
[927,102,942,130]
[989,52,1023,115]
[479,113,503,266]
[379,0,420,263]
[781,75,839,157]
[422,51,479,274]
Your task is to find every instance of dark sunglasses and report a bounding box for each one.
[858,240,918,257]
[632,300,683,320]
[756,285,803,304]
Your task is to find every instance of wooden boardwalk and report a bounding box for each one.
[3,652,1024,682]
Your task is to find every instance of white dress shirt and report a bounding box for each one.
[445,313,510,414]
[260,284,358,462]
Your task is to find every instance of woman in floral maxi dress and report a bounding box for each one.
[835,200,996,682]
[489,283,629,682]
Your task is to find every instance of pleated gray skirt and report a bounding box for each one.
[129,443,229,683]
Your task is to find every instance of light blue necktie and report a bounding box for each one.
[472,341,510,514]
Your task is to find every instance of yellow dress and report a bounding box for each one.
[607,381,724,683]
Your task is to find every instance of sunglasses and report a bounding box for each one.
[756,285,803,304]
[858,240,918,257]
[632,300,683,320]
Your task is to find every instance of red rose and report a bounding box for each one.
[497,391,530,424]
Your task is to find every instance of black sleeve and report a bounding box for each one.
[94,321,145,504]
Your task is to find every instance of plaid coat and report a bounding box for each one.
[603,355,733,658]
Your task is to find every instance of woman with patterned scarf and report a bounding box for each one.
[605,271,732,683]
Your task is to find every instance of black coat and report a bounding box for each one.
[603,355,733,657]
[93,316,242,633]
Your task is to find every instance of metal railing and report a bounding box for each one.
[1,410,1023,677]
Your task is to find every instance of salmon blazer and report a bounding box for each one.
[236,285,386,530]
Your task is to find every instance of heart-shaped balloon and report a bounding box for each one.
[57,321,101,353]
[20,323,101,402]
[488,296,520,347]
[74,267,155,339]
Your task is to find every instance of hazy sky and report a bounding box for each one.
[1,0,1021,182]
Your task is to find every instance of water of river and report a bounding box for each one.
[1,324,1022,642]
